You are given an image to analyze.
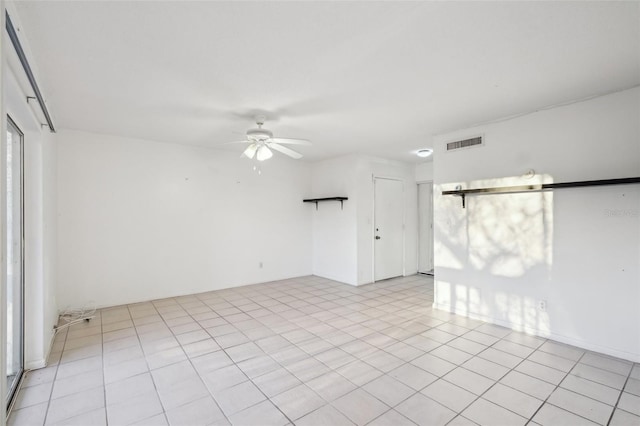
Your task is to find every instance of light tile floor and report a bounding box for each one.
[8,275,640,426]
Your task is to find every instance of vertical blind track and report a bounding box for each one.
[5,11,56,132]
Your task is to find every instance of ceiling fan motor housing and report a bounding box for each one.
[247,127,273,141]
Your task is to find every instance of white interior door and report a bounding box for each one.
[374,178,404,281]
[418,182,434,273]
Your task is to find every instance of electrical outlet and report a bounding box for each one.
[538,300,547,312]
[259,262,263,269]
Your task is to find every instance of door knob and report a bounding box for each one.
[375,236,381,240]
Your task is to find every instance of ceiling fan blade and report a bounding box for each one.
[223,140,251,145]
[269,138,311,146]
[243,144,258,159]
[256,146,273,161]
[268,142,303,159]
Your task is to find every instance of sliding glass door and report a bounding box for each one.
[5,117,24,405]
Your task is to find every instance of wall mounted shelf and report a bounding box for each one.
[303,197,348,210]
[442,177,640,208]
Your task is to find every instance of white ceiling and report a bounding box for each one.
[11,1,640,162]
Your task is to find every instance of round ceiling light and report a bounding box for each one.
[416,149,433,158]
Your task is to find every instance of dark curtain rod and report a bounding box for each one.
[442,177,640,208]
[5,11,56,132]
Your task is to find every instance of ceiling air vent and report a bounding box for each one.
[447,136,483,151]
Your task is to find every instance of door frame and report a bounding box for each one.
[372,176,405,282]
[417,180,434,275]
[4,115,25,409]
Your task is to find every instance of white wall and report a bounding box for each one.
[56,130,312,308]
[310,155,418,286]
[415,161,433,182]
[309,156,358,284]
[433,87,640,362]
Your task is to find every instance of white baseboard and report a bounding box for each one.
[312,272,357,286]
[433,301,640,363]
[25,359,47,370]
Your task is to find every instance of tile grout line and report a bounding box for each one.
[440,324,541,425]
[363,316,519,425]
[605,362,635,426]
[197,287,324,424]
[124,303,169,426]
[453,330,630,424]
[206,280,383,425]
[523,350,590,425]
[39,325,68,426]
[100,312,108,426]
[361,331,461,425]
[491,335,628,425]
[446,326,624,424]
[477,334,558,426]
[177,293,296,425]
[215,278,427,424]
[536,351,633,424]
[165,291,302,424]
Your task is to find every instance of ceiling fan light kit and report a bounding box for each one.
[242,143,273,161]
[242,144,258,159]
[229,115,311,161]
[255,145,273,161]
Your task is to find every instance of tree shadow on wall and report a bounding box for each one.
[433,174,555,336]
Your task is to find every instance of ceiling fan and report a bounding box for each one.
[229,116,311,161]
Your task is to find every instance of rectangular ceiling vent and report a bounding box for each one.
[446,136,483,151]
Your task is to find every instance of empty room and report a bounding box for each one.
[1,1,639,425]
